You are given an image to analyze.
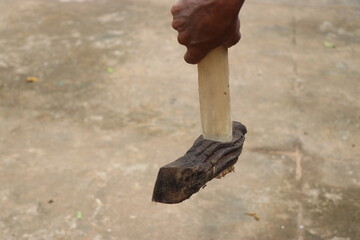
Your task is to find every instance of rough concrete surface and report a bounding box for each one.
[0,0,359,239]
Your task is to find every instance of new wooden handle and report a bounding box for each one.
[197,46,232,142]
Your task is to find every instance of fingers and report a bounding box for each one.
[184,44,210,64]
[171,0,192,15]
[224,19,241,48]
[170,0,243,64]
[171,0,189,31]
[172,1,191,45]
[170,0,182,15]
[177,31,191,45]
[172,18,186,31]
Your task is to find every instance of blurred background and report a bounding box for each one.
[0,0,359,239]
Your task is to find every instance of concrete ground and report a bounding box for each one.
[0,0,359,239]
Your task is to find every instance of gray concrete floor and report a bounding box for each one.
[1,0,359,239]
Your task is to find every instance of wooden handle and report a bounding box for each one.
[197,46,232,142]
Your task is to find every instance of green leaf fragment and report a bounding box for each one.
[324,41,336,48]
[76,211,82,219]
[107,67,114,73]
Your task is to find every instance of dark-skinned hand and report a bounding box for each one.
[171,0,245,64]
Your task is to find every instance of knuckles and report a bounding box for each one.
[177,32,190,45]
[170,1,183,15]
[171,0,243,64]
[172,19,185,30]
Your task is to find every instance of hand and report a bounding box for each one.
[171,0,245,64]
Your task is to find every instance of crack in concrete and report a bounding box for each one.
[252,141,305,239]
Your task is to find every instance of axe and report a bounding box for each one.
[152,46,246,204]
[152,0,246,204]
